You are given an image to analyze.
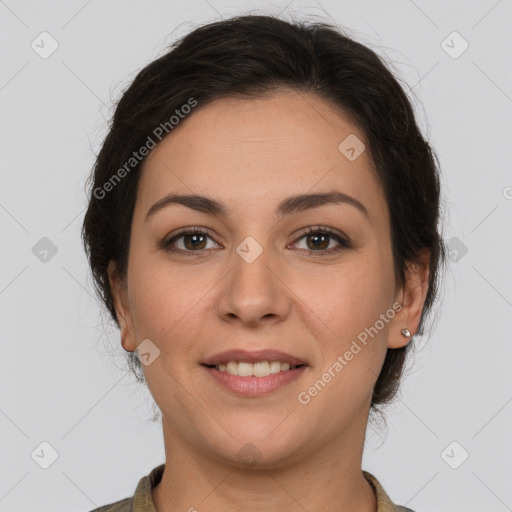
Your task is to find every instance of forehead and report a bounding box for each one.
[137,90,387,223]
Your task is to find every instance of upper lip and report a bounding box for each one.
[201,349,308,367]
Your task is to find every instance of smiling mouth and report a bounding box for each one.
[202,361,307,377]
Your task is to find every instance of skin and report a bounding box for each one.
[108,89,430,512]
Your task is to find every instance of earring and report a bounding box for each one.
[401,328,412,338]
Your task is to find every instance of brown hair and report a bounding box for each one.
[82,14,446,413]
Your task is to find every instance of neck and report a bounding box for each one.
[152,408,377,512]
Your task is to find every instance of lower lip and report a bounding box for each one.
[202,365,308,396]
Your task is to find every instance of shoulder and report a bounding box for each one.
[363,470,417,512]
[88,463,165,512]
[89,497,133,512]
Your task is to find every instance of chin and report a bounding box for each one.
[200,424,308,470]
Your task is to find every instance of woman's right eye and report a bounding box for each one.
[162,228,220,255]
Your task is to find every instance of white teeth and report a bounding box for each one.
[215,360,296,377]
[269,361,282,374]
[253,361,270,377]
[226,361,238,375]
[238,362,253,377]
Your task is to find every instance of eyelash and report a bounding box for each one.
[160,226,351,257]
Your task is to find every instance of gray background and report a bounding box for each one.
[1,0,511,510]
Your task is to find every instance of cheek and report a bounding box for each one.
[294,250,393,391]
[295,252,392,333]
[127,252,217,357]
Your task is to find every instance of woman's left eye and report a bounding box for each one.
[291,227,351,255]
[161,226,351,256]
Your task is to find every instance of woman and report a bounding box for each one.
[83,13,445,512]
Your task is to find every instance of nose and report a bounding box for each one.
[215,240,291,328]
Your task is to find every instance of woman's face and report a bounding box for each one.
[110,89,428,467]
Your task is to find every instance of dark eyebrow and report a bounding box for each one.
[145,190,369,222]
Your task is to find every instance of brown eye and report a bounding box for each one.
[162,228,219,255]
[293,227,351,255]
[305,232,330,250]
[182,232,208,250]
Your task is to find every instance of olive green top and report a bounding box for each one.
[90,464,415,512]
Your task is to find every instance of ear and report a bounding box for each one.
[388,249,430,349]
[107,260,137,352]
